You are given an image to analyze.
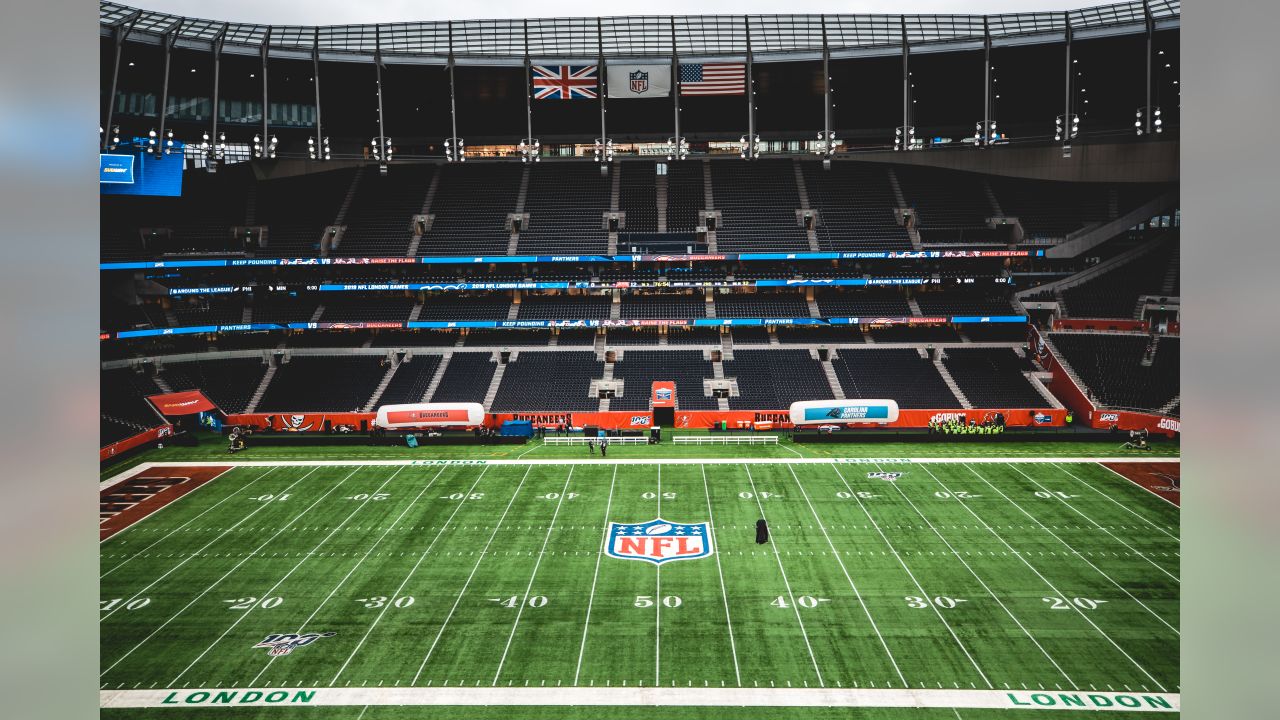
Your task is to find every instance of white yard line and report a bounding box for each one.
[248,466,449,686]
[101,466,241,544]
[741,464,825,688]
[573,465,618,686]
[100,686,1181,712]
[850,465,1076,688]
[1056,464,1180,540]
[101,467,348,678]
[100,467,318,624]
[699,464,741,688]
[408,466,535,686]
[1093,462,1182,510]
[1006,464,1179,584]
[824,462,991,688]
[783,465,911,688]
[101,467,267,574]
[134,457,1181,468]
[964,463,1179,634]
[655,464,662,687]
[921,464,1170,692]
[170,466,392,686]
[332,466,496,686]
[492,467,576,685]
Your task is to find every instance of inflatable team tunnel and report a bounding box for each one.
[373,402,485,429]
[789,399,901,425]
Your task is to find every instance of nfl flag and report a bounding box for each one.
[532,65,599,100]
[679,63,747,96]
[606,64,672,99]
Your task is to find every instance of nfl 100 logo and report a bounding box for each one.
[605,518,713,565]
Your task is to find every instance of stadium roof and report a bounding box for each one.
[101,1,1179,64]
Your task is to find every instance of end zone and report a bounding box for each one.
[100,465,233,540]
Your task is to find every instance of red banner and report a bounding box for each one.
[225,412,375,431]
[495,408,1064,431]
[100,425,174,462]
[651,382,676,408]
[146,390,219,416]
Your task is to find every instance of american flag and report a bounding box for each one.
[679,63,746,96]
[532,65,599,100]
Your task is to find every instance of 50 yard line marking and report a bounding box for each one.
[101,467,346,678]
[101,467,315,625]
[741,464,824,688]
[783,464,910,688]
[492,467,576,684]
[249,465,450,686]
[332,465,497,686]
[965,464,1178,635]
[170,466,397,686]
[700,464,741,687]
[848,464,1076,689]
[923,464,1169,692]
[573,465,618,686]
[409,466,535,686]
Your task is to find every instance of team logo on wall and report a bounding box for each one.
[605,519,713,565]
[630,70,649,93]
[867,471,903,481]
[655,387,673,401]
[252,632,335,656]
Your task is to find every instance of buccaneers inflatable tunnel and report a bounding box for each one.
[373,402,485,429]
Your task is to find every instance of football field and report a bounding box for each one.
[100,455,1179,718]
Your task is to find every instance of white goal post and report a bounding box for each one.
[672,435,780,445]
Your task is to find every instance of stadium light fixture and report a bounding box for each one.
[814,131,838,158]
[894,126,915,152]
[593,138,614,163]
[518,138,541,163]
[666,137,689,162]
[1054,114,1079,143]
[972,121,998,148]
[739,134,761,160]
[444,138,465,163]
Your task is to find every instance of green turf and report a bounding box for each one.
[100,457,1179,718]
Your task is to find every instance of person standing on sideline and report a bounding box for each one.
[600,438,608,458]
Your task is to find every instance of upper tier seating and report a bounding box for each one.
[320,295,417,323]
[725,349,833,409]
[831,350,959,408]
[490,352,603,411]
[1049,333,1179,412]
[376,355,443,407]
[803,163,911,252]
[517,294,611,320]
[1061,240,1179,319]
[256,169,356,257]
[101,368,163,444]
[464,329,552,346]
[160,357,268,414]
[336,165,435,256]
[666,162,704,232]
[714,292,809,318]
[618,161,658,232]
[417,296,512,321]
[941,348,1046,408]
[988,177,1111,240]
[816,291,911,318]
[611,350,718,411]
[776,326,862,344]
[620,294,707,320]
[517,164,610,254]
[416,164,521,256]
[895,166,996,244]
[667,327,722,345]
[256,355,386,412]
[711,160,809,252]
[915,291,1017,317]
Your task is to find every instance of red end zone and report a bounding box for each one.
[100,465,233,540]
[1102,462,1181,507]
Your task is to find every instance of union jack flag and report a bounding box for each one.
[532,65,599,100]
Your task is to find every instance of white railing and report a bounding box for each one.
[673,435,779,445]
[543,437,650,445]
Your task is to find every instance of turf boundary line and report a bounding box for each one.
[119,457,1180,472]
[100,686,1179,712]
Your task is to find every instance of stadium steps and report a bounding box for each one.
[610,161,622,211]
[983,179,1004,217]
[420,352,453,402]
[406,169,442,257]
[407,303,422,322]
[162,306,179,328]
[244,182,257,225]
[240,303,252,324]
[334,166,364,228]
[1107,187,1120,220]
[482,356,507,410]
[886,166,907,208]
[711,357,730,411]
[152,373,173,394]
[705,292,716,319]
[310,305,325,322]
[821,356,846,400]
[1026,372,1066,409]
[1162,245,1180,295]
[362,357,400,412]
[597,361,615,411]
[594,332,606,355]
[768,328,780,345]
[610,294,621,319]
[1047,188,1178,259]
[907,297,923,317]
[933,352,973,409]
[792,160,820,252]
[702,159,714,210]
[243,363,278,414]
[1158,394,1180,416]
[806,296,821,318]
[655,172,668,232]
[720,330,732,351]
[506,301,520,321]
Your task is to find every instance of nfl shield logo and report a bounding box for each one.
[630,70,649,94]
[606,518,713,565]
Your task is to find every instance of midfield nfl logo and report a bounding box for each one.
[605,518,713,564]
[251,632,336,656]
[630,70,649,94]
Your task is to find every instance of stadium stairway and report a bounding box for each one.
[907,297,923,317]
[822,356,846,400]
[792,160,820,252]
[243,362,278,413]
[362,357,400,412]
[420,352,453,402]
[482,356,507,410]
[933,351,973,409]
